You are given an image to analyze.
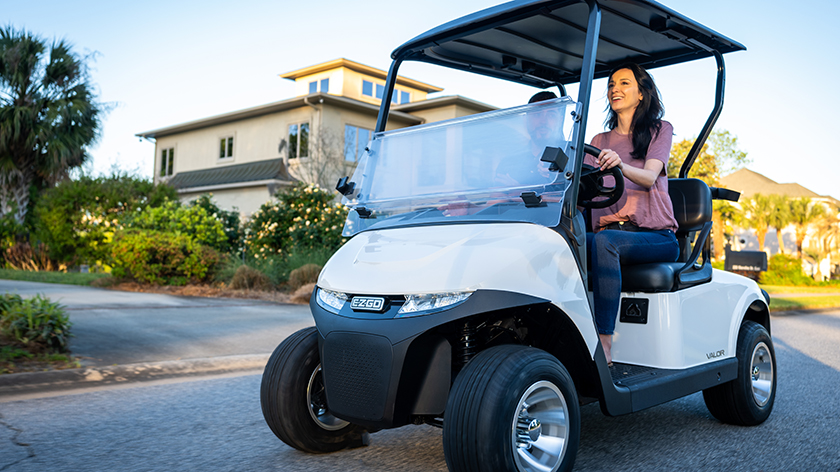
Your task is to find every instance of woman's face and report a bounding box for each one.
[608,68,642,115]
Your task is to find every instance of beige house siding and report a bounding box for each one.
[139,59,495,216]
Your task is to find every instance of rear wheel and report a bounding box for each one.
[703,320,776,425]
[260,327,368,452]
[443,345,580,472]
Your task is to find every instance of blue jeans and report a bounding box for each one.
[586,229,679,335]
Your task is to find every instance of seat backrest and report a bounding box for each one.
[668,178,713,262]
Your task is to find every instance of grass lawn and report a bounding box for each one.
[0,268,112,286]
[760,284,840,294]
[768,295,840,312]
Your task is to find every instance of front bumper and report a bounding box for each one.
[310,289,548,429]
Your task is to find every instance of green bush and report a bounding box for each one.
[0,294,72,352]
[123,200,229,253]
[33,172,177,265]
[245,184,348,259]
[759,254,813,286]
[110,230,221,285]
[189,194,242,255]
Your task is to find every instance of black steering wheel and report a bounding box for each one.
[577,144,625,209]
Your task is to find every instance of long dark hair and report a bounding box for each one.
[604,63,664,160]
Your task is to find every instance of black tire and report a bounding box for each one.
[260,326,368,453]
[703,320,776,426]
[443,345,580,472]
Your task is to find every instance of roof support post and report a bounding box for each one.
[563,0,601,221]
[375,58,404,133]
[679,50,725,178]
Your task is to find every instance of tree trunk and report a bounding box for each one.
[775,228,785,254]
[0,169,30,226]
[757,229,766,252]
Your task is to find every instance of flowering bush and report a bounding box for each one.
[245,184,348,258]
[33,172,177,265]
[110,230,220,285]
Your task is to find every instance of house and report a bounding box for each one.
[136,58,496,216]
[719,168,839,279]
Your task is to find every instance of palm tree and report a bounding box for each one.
[767,194,792,254]
[0,27,101,226]
[739,194,773,252]
[789,198,826,259]
[806,209,840,280]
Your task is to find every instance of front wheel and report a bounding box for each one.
[443,345,580,472]
[703,320,776,425]
[260,327,368,452]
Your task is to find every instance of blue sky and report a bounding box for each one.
[6,0,839,198]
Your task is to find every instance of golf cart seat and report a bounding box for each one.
[621,178,713,292]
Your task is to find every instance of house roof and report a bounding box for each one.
[393,95,497,113]
[136,93,423,139]
[166,158,294,191]
[279,58,444,93]
[720,168,840,206]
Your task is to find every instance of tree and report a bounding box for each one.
[0,27,101,227]
[287,127,350,191]
[805,210,840,281]
[766,194,792,254]
[739,194,773,252]
[668,129,750,258]
[789,198,826,259]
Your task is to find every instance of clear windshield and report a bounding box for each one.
[342,96,581,236]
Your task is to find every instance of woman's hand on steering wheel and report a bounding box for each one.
[578,145,625,209]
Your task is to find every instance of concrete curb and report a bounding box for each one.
[0,353,270,397]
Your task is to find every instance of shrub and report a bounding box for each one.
[124,200,230,254]
[291,282,316,304]
[3,242,61,271]
[288,263,322,291]
[0,294,72,352]
[33,171,177,264]
[245,184,348,259]
[110,230,220,285]
[189,194,242,255]
[760,254,813,286]
[230,265,273,291]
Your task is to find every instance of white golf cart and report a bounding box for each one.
[261,1,775,471]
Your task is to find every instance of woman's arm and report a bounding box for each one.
[595,150,662,189]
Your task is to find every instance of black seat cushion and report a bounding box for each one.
[621,262,681,292]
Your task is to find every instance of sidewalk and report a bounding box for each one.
[0,280,314,398]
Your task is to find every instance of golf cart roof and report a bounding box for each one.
[391,0,745,88]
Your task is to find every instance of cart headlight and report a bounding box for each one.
[316,288,347,313]
[396,292,472,318]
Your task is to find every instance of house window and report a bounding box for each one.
[288,122,309,159]
[219,136,234,159]
[344,125,372,162]
[160,147,174,177]
[309,79,329,94]
[365,80,410,104]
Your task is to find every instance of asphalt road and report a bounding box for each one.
[0,280,313,367]
[2,309,839,471]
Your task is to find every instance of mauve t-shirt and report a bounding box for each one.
[585,121,678,233]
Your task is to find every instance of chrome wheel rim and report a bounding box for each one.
[750,342,774,407]
[307,364,349,431]
[511,380,569,472]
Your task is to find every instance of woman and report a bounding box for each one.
[586,63,679,365]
